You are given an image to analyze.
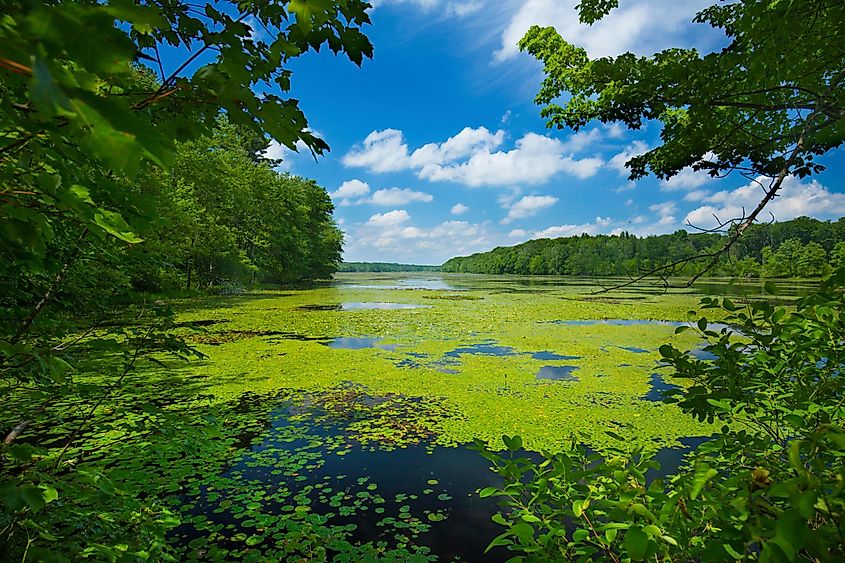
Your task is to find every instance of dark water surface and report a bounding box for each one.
[176,399,707,562]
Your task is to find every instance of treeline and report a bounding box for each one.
[129,121,342,291]
[1,120,342,319]
[441,216,845,278]
[338,262,440,272]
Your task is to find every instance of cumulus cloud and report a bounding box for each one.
[508,228,527,238]
[331,179,371,205]
[502,194,558,223]
[342,129,411,172]
[367,209,411,226]
[369,188,434,206]
[533,216,612,239]
[331,180,432,207]
[421,133,603,186]
[262,130,323,171]
[684,176,845,230]
[345,215,508,264]
[343,127,605,187]
[451,203,469,215]
[561,128,602,152]
[369,0,482,17]
[660,152,719,191]
[649,201,679,227]
[495,0,715,62]
[410,127,505,168]
[604,122,627,139]
[608,141,649,176]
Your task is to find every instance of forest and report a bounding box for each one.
[442,217,845,278]
[2,116,342,323]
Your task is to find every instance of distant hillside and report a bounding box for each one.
[441,216,845,279]
[338,262,440,273]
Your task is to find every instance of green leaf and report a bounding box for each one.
[722,543,744,560]
[93,210,143,243]
[690,464,718,500]
[485,532,513,553]
[622,526,650,561]
[30,60,71,118]
[479,487,498,498]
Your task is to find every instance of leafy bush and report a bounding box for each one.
[477,270,845,561]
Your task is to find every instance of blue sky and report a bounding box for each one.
[210,1,845,265]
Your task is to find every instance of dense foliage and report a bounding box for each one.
[1,0,369,559]
[478,269,845,561]
[520,0,845,270]
[441,217,845,278]
[338,262,440,273]
[127,120,342,293]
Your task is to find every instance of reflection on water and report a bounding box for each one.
[335,272,817,298]
[619,345,649,354]
[340,277,465,291]
[642,373,681,402]
[690,347,718,361]
[323,337,397,351]
[532,351,580,360]
[536,365,579,381]
[444,340,517,358]
[691,279,817,298]
[176,397,710,561]
[341,302,430,310]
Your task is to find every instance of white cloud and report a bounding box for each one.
[342,129,411,172]
[660,152,719,191]
[604,122,627,139]
[683,189,710,202]
[331,181,433,207]
[649,201,678,226]
[561,128,602,152]
[495,0,715,62]
[262,131,324,171]
[451,203,469,215]
[419,132,603,186]
[369,0,482,17]
[331,179,372,206]
[369,188,434,206]
[502,194,558,223]
[533,216,612,239]
[410,126,504,168]
[367,209,411,226]
[608,141,649,176]
[344,127,604,187]
[684,176,845,230]
[345,215,508,264]
[244,16,265,41]
[508,228,527,238]
[262,139,289,161]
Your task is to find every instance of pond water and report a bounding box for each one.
[139,273,805,559]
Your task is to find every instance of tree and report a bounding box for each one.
[1,0,370,268]
[1,1,370,558]
[796,241,828,278]
[519,0,844,285]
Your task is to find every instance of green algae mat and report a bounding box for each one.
[11,273,782,561]
[171,273,724,453]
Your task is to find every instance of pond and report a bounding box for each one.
[71,273,808,560]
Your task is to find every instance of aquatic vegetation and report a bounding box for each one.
[159,274,723,452]
[2,273,742,560]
